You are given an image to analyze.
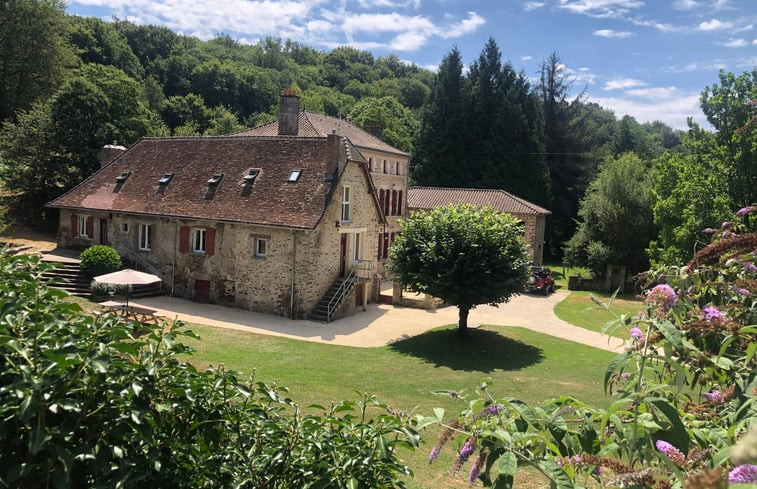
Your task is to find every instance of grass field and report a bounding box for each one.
[553,290,644,338]
[177,322,616,488]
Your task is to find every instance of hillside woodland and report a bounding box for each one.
[1,0,755,271]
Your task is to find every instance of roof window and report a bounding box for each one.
[288,169,302,183]
[158,172,174,185]
[243,169,260,185]
[207,173,224,185]
[115,171,131,183]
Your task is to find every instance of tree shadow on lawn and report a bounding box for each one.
[388,326,544,373]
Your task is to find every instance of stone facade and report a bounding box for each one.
[58,160,381,319]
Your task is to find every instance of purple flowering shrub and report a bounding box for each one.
[423,210,756,488]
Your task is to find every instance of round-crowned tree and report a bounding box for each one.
[389,204,530,336]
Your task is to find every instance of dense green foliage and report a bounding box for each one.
[389,204,530,336]
[0,252,418,488]
[564,153,657,277]
[425,210,757,488]
[79,244,122,276]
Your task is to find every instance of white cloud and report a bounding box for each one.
[720,38,748,48]
[557,0,644,18]
[734,24,753,33]
[698,18,733,31]
[625,86,679,99]
[593,29,633,38]
[441,11,486,38]
[523,1,545,11]
[356,0,421,8]
[673,0,700,10]
[591,92,703,130]
[521,55,533,61]
[754,39,757,45]
[711,0,733,9]
[603,77,647,90]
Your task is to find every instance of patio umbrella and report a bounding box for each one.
[93,269,161,306]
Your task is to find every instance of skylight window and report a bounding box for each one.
[115,171,131,183]
[207,173,224,185]
[243,169,260,185]
[158,172,174,184]
[288,169,302,183]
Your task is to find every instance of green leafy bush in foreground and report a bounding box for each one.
[0,253,418,488]
[79,244,122,277]
[424,207,757,488]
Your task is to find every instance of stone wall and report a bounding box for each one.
[516,213,546,265]
[58,160,382,319]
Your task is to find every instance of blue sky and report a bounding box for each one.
[66,0,757,130]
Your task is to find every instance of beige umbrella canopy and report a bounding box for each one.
[93,269,161,305]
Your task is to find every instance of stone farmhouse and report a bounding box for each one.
[47,91,549,320]
[238,91,410,276]
[48,92,406,321]
[407,187,550,265]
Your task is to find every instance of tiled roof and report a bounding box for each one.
[235,111,410,157]
[49,135,365,230]
[407,187,551,216]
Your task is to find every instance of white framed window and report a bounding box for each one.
[353,233,361,261]
[138,223,152,251]
[193,228,206,253]
[254,237,267,258]
[78,216,88,236]
[341,186,351,222]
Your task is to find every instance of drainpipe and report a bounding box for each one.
[172,219,177,296]
[290,230,297,319]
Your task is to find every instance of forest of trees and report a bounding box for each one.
[1,0,755,272]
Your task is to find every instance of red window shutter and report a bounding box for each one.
[391,190,397,216]
[382,233,389,259]
[86,217,94,238]
[384,191,390,216]
[379,190,384,213]
[179,226,189,253]
[397,191,402,215]
[71,214,78,237]
[377,233,383,260]
[205,227,215,256]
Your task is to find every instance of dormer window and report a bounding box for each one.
[207,173,224,185]
[115,171,131,183]
[159,172,174,185]
[243,169,260,185]
[288,169,302,183]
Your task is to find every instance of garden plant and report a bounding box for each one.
[423,207,757,488]
[0,253,419,488]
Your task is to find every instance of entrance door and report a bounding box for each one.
[339,234,348,277]
[99,219,108,245]
[195,280,210,303]
[355,283,364,306]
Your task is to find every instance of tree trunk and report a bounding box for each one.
[457,306,469,336]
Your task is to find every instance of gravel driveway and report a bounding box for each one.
[131,290,625,352]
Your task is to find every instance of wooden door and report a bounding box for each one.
[339,234,348,277]
[99,219,108,245]
[195,280,210,303]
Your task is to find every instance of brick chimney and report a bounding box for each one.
[326,131,341,176]
[98,141,127,168]
[278,89,300,136]
[364,122,384,140]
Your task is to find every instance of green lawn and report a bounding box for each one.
[179,322,616,489]
[543,261,590,289]
[554,290,644,338]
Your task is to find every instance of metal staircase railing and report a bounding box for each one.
[112,237,165,282]
[325,260,374,322]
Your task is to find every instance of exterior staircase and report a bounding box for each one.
[41,262,91,299]
[309,277,356,322]
[308,260,374,323]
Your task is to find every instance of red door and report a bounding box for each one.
[99,219,108,244]
[355,283,363,306]
[195,280,210,303]
[339,234,348,277]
